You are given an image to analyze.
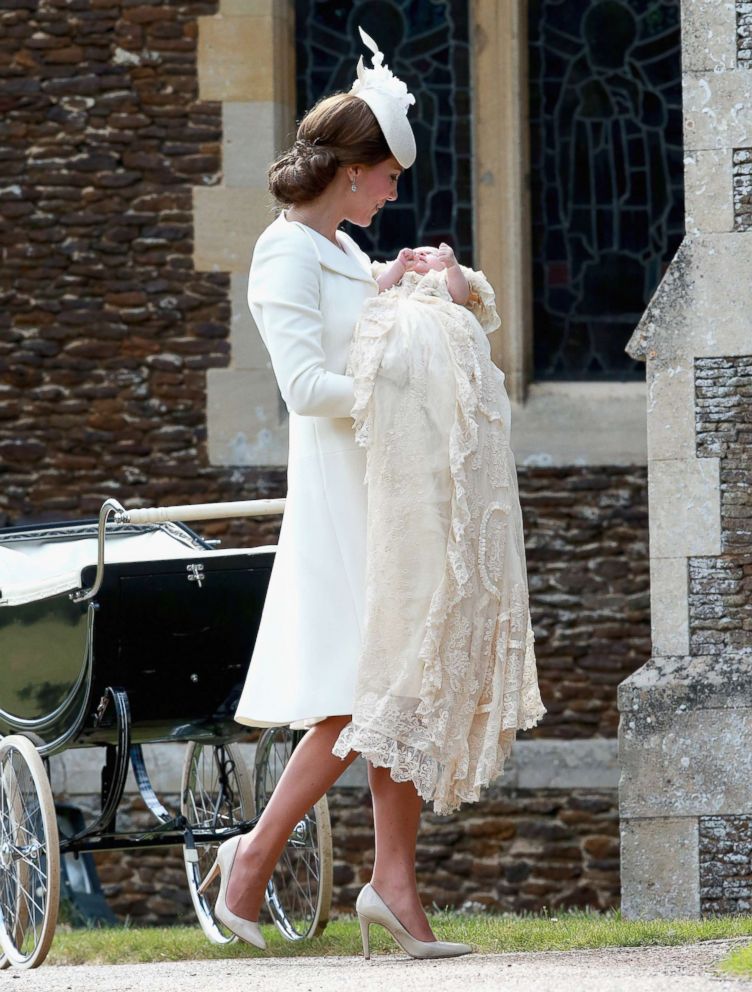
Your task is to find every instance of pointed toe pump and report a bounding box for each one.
[199,835,267,949]
[356,883,472,960]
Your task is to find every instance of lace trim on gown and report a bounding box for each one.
[333,264,546,814]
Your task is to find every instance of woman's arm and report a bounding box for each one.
[247,230,355,418]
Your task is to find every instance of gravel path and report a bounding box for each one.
[5,938,750,992]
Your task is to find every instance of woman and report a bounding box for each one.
[199,30,472,959]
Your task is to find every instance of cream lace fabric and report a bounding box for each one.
[332,263,547,814]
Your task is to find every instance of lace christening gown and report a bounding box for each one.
[332,263,547,814]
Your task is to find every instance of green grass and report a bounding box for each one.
[717,940,752,979]
[46,909,752,966]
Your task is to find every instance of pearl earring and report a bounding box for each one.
[351,181,358,192]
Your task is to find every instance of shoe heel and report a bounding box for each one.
[358,914,371,960]
[198,857,220,896]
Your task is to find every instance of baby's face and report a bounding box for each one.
[412,246,444,273]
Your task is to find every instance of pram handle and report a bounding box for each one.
[71,497,285,603]
[117,499,287,524]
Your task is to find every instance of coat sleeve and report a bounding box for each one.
[247,229,356,418]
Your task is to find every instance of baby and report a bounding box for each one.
[376,242,471,305]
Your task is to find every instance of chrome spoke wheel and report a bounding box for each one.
[181,742,254,944]
[254,727,332,940]
[0,735,60,970]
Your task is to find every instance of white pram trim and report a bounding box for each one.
[0,527,275,607]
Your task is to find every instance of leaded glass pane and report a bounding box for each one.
[529,0,684,379]
[294,1,472,265]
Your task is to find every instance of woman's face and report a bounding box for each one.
[345,156,403,226]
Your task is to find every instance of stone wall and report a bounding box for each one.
[86,786,620,925]
[521,467,649,737]
[620,0,752,918]
[700,815,752,913]
[732,149,752,230]
[0,0,286,547]
[691,355,752,655]
[330,783,620,916]
[738,1,752,65]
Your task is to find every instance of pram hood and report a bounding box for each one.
[0,524,274,607]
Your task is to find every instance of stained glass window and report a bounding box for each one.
[528,0,684,379]
[294,1,472,266]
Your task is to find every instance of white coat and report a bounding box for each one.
[234,210,379,728]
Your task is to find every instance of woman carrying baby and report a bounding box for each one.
[199,27,546,961]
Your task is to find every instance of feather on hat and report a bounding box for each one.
[350,26,416,169]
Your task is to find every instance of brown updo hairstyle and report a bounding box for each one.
[268,92,391,207]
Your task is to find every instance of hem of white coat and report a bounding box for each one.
[234,710,352,730]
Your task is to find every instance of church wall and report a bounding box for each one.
[617,0,752,918]
[0,0,288,546]
[0,0,654,925]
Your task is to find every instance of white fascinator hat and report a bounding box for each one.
[349,26,416,169]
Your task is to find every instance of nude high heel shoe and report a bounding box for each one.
[356,883,471,960]
[198,835,267,949]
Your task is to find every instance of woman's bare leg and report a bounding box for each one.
[367,763,435,941]
[225,714,357,920]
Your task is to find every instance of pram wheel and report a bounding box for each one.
[181,741,255,944]
[0,734,60,970]
[254,726,332,940]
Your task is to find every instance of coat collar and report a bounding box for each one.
[278,211,375,284]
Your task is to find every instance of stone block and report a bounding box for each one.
[229,272,273,370]
[513,738,620,790]
[689,237,752,352]
[649,556,689,656]
[626,239,692,361]
[684,149,734,233]
[198,13,294,104]
[51,744,186,797]
[630,235,752,362]
[198,16,267,102]
[645,360,696,460]
[345,740,622,791]
[619,703,752,817]
[219,0,290,16]
[680,0,737,72]
[684,71,752,151]
[648,457,720,558]
[193,186,277,273]
[206,367,288,466]
[509,381,647,468]
[619,651,752,713]
[223,101,294,188]
[619,817,700,919]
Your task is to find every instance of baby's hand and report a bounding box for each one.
[437,242,459,270]
[397,247,422,272]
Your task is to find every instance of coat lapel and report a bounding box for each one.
[279,212,375,284]
[323,232,375,283]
